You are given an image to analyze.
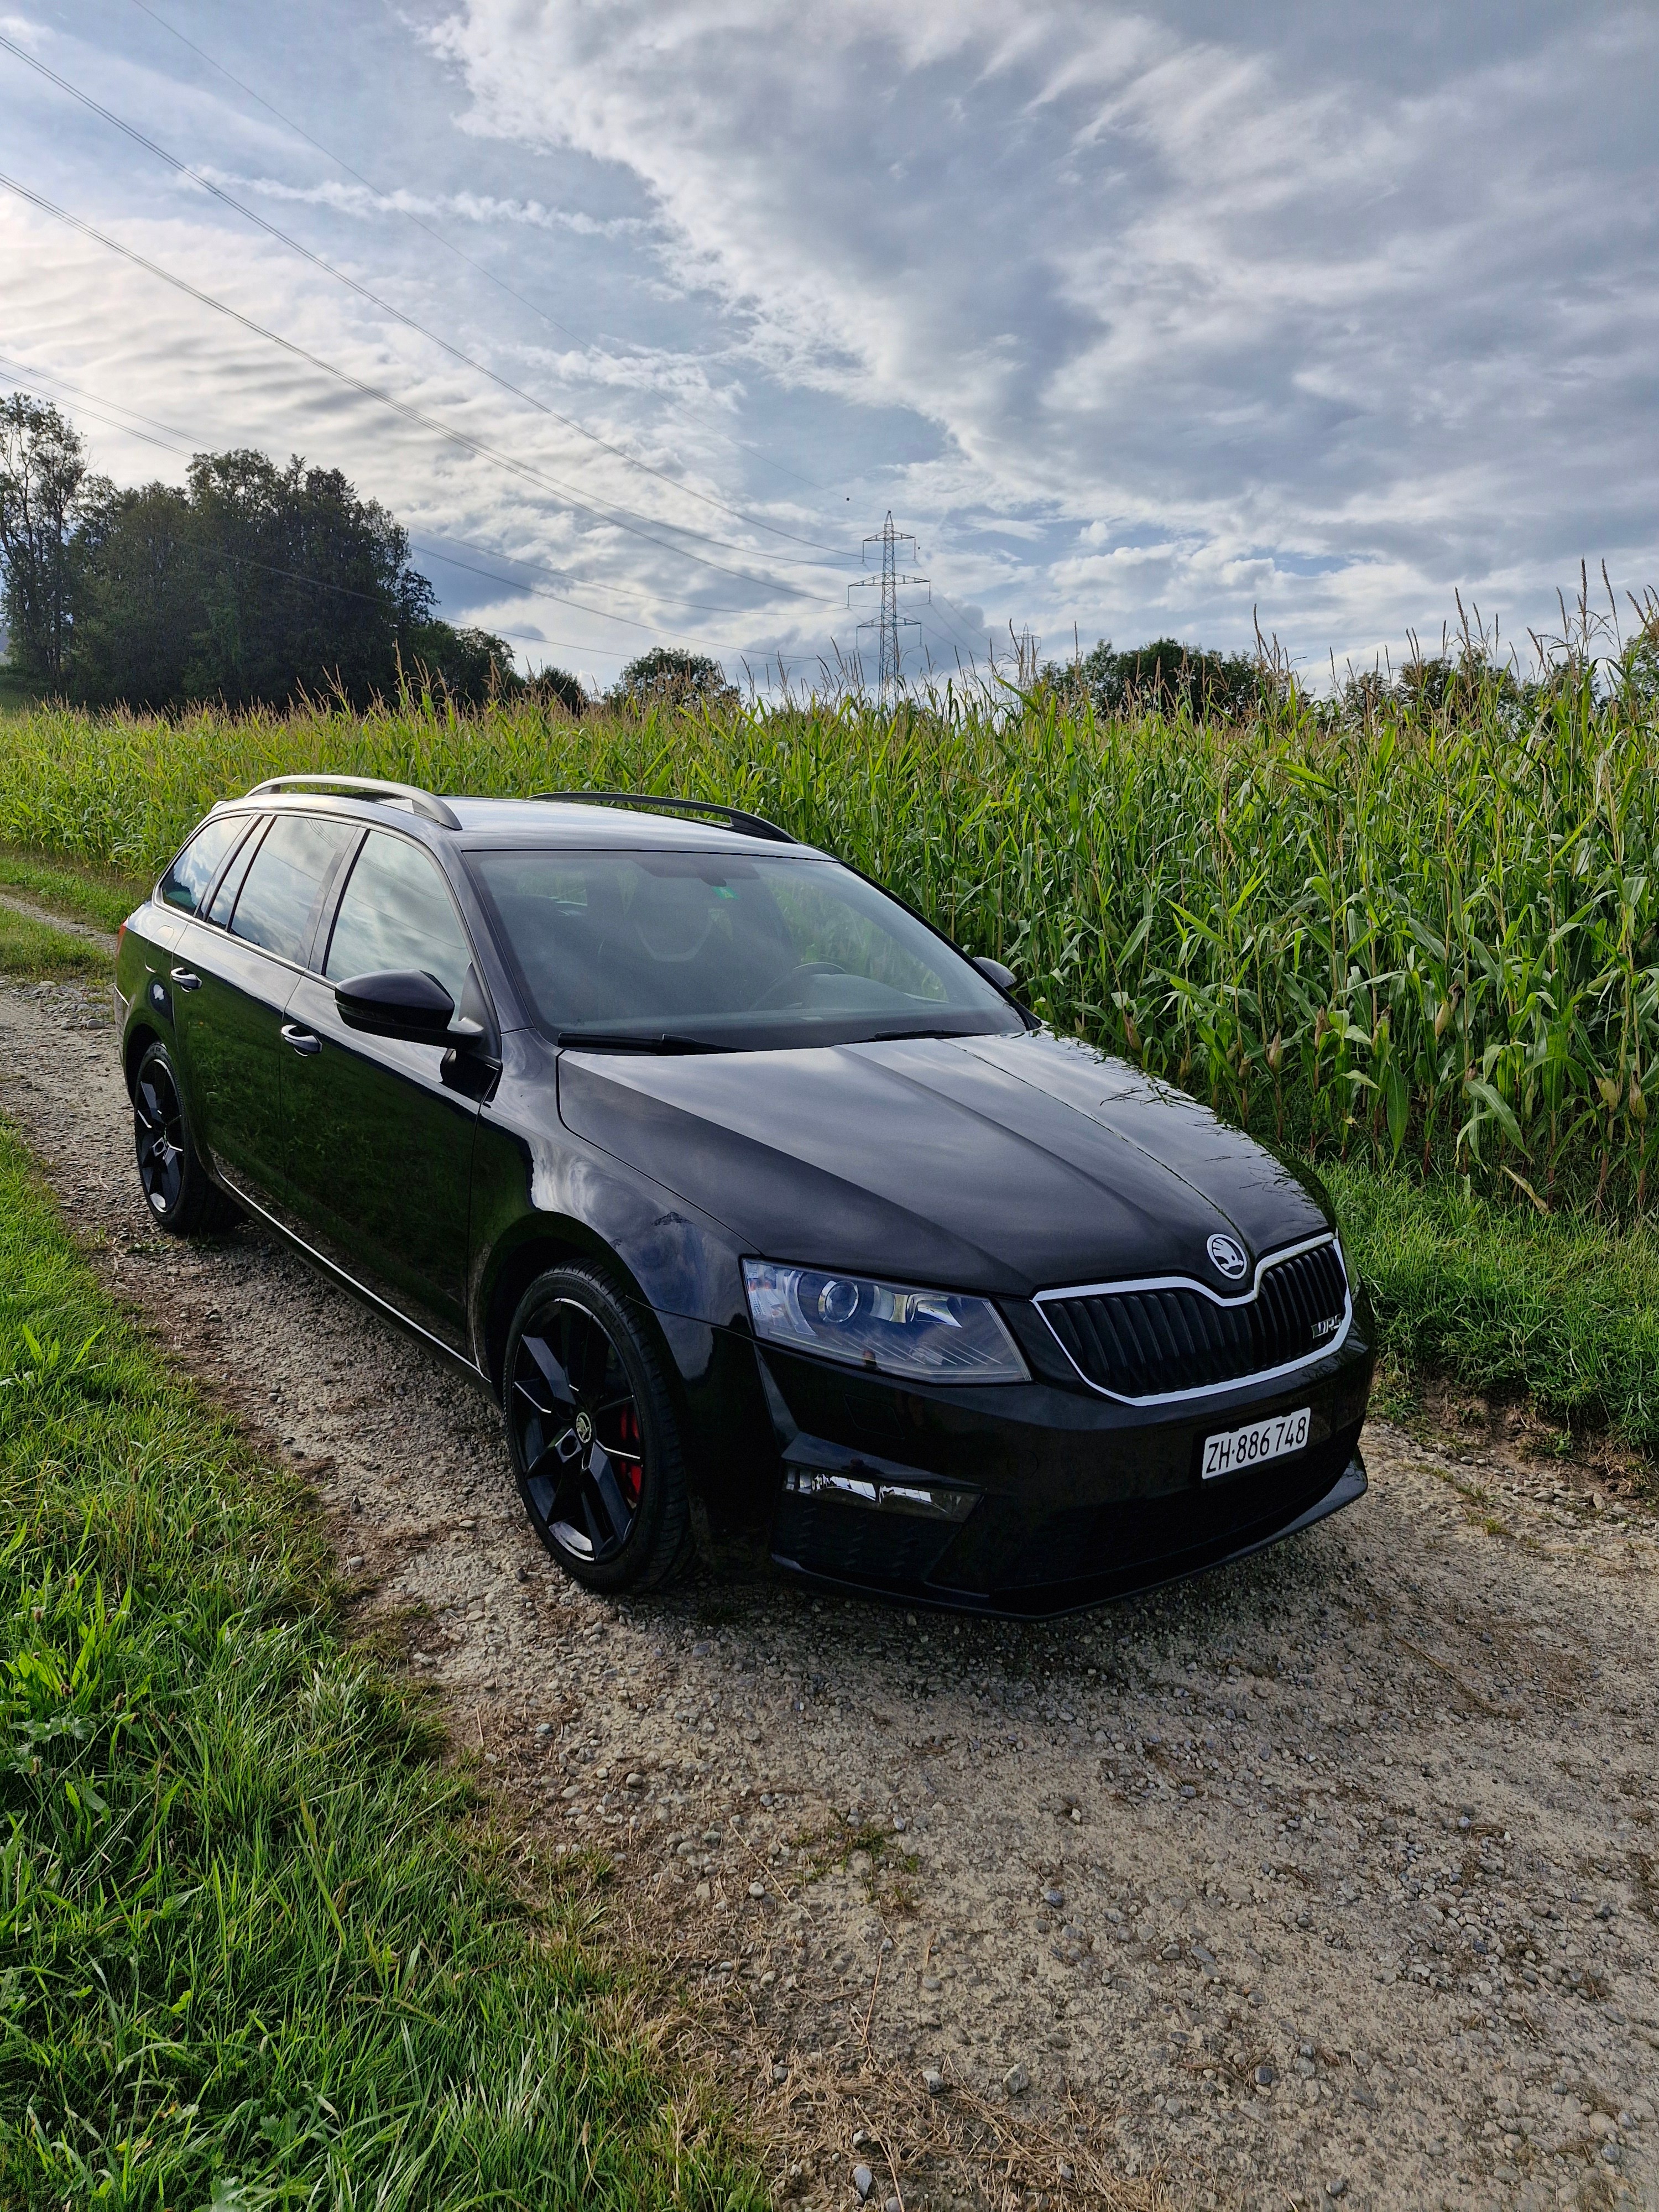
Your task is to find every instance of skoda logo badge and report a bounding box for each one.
[1207,1233,1248,1281]
[575,1410,593,1445]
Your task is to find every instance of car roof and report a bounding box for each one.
[208,791,826,858]
[450,798,825,854]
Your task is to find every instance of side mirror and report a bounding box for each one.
[973,955,1017,994]
[335,968,456,1042]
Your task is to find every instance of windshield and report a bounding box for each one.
[468,849,1024,1050]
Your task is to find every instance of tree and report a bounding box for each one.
[181,449,429,707]
[0,393,89,685]
[1071,636,1261,721]
[70,481,199,707]
[522,663,587,717]
[401,618,521,706]
[611,646,737,711]
[65,445,442,709]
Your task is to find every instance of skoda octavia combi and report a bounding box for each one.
[116,777,1374,1614]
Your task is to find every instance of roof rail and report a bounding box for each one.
[532,789,797,844]
[244,774,462,831]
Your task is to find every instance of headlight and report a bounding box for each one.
[742,1260,1028,1384]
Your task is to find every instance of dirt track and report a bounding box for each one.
[3,967,1656,2212]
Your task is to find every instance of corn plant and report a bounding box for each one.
[3,627,1657,1208]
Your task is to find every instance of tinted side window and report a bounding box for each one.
[159,813,248,914]
[229,815,357,966]
[207,817,268,926]
[325,831,473,1007]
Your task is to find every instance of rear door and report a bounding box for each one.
[280,827,486,1354]
[174,811,358,1208]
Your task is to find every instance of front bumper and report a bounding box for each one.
[758,1314,1374,1618]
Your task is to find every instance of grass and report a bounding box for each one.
[0,844,142,935]
[1331,1162,1659,1455]
[0,904,111,983]
[0,1117,764,2209]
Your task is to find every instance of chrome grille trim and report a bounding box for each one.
[1034,1233,1352,1406]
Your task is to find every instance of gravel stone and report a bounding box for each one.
[12,976,1658,2212]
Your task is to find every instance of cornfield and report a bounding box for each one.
[4,626,1658,1209]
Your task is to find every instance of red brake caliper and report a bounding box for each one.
[618,1405,644,1502]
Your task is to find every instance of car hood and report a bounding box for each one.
[556,1029,1331,1297]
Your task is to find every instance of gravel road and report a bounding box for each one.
[3,966,1656,2212]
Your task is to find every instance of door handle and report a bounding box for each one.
[170,968,201,991]
[280,1023,321,1056]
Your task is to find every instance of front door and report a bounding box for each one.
[280,827,483,1355]
[174,812,357,1208]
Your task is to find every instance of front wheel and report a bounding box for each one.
[132,1040,238,1237]
[503,1265,692,1593]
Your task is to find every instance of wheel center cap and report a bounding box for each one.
[575,1410,593,1446]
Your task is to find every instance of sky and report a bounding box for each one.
[2,1,1656,692]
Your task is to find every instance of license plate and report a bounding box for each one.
[1202,1406,1310,1480]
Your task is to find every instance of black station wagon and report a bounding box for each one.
[115,777,1374,1614]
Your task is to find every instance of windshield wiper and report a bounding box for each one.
[556,1029,732,1054]
[855,1024,984,1044]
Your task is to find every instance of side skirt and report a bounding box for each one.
[221,1180,493,1395]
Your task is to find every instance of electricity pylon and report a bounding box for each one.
[849,513,930,698]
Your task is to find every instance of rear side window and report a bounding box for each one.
[325,831,473,1007]
[228,815,358,966]
[207,818,267,927]
[159,814,248,914]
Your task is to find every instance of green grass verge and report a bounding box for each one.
[0,905,111,983]
[0,1119,764,2210]
[1330,1161,1659,1454]
[0,845,140,935]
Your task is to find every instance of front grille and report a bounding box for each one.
[1039,1238,1348,1401]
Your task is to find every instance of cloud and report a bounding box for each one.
[430,0,1659,664]
[194,168,649,238]
[3,0,1654,686]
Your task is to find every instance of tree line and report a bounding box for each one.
[0,392,607,711]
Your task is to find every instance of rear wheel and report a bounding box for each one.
[503,1265,692,1593]
[132,1040,238,1237]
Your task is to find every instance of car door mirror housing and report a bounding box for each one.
[973,955,1017,993]
[335,968,456,1041]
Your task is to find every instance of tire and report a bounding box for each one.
[503,1264,693,1594]
[132,1040,239,1238]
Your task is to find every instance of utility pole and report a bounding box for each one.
[849,512,929,699]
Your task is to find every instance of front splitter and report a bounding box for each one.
[771,1449,1368,1620]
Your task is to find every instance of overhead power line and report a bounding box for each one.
[0,345,832,668]
[123,0,839,501]
[0,168,838,603]
[0,349,831,664]
[125,0,592,351]
[0,31,857,567]
[0,345,826,628]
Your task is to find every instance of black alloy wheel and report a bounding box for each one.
[504,1266,691,1592]
[132,1040,236,1237]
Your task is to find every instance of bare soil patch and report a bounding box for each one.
[3,976,1655,2212]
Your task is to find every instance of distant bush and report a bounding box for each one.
[611,647,737,711]
[1051,636,1264,721]
[401,618,520,707]
[522,663,588,717]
